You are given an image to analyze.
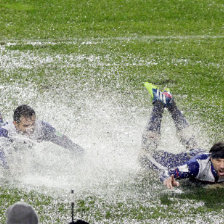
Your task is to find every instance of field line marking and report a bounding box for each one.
[1,35,224,46]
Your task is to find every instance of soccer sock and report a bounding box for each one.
[146,101,164,134]
[167,101,188,131]
[167,101,197,149]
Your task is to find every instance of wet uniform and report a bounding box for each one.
[156,151,224,184]
[140,85,224,185]
[0,120,84,168]
[140,98,224,185]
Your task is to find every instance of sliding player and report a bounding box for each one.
[139,83,224,189]
[0,105,84,169]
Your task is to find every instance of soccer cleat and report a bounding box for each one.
[144,82,173,106]
[162,87,173,106]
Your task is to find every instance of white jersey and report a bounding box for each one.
[0,120,84,168]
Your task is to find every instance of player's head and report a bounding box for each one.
[210,142,224,177]
[6,201,38,224]
[13,105,36,135]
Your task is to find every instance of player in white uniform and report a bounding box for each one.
[0,105,84,169]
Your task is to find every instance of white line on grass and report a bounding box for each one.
[1,35,224,46]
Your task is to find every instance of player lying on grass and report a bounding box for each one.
[139,83,224,189]
[0,105,84,169]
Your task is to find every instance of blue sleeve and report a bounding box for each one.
[41,121,84,155]
[169,154,210,180]
[168,160,200,180]
[160,154,205,182]
[40,121,56,141]
[0,127,9,137]
[187,159,200,177]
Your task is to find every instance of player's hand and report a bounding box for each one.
[163,175,180,189]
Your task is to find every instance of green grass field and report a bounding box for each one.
[0,0,224,223]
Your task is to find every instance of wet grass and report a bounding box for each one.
[0,0,224,39]
[1,37,223,140]
[0,185,69,223]
[1,179,224,223]
[0,0,224,223]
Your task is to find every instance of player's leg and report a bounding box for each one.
[152,88,204,168]
[139,102,165,169]
[139,83,202,170]
[166,97,198,150]
[141,100,164,153]
[139,83,167,169]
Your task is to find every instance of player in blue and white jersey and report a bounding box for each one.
[139,83,224,189]
[0,105,84,169]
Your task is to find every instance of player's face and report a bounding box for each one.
[13,115,36,135]
[211,158,224,177]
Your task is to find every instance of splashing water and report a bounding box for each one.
[0,41,217,223]
[0,82,210,195]
[0,83,145,194]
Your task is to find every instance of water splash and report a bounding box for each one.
[0,40,218,223]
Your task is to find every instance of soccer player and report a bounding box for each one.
[0,105,84,169]
[139,83,224,189]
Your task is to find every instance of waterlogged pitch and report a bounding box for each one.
[0,36,223,223]
[0,0,224,223]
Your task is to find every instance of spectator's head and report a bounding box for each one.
[13,105,36,135]
[6,202,38,224]
[210,142,224,177]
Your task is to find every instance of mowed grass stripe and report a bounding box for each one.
[0,37,223,142]
[1,35,224,45]
[0,0,224,39]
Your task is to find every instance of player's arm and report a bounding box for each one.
[0,128,10,169]
[49,131,84,155]
[41,121,84,155]
[0,147,9,169]
[161,160,199,189]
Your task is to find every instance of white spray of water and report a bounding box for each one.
[0,83,210,197]
[1,83,145,194]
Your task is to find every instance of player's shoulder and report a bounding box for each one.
[0,121,12,137]
[38,120,55,132]
[185,153,210,176]
[0,126,9,137]
[194,153,210,160]
[189,153,210,164]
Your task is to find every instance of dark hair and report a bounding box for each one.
[13,105,36,123]
[209,142,224,159]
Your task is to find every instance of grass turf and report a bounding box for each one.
[0,0,224,39]
[0,0,224,223]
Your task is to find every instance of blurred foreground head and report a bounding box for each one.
[6,202,38,224]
